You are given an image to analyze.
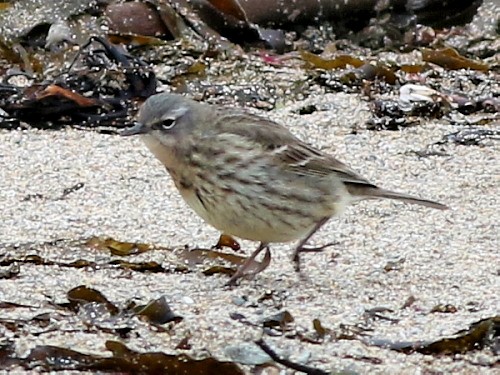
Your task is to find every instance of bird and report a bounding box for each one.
[121,93,448,285]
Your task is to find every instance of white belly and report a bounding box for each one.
[177,183,349,244]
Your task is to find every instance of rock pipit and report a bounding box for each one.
[122,93,448,285]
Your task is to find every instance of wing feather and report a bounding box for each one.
[211,108,371,185]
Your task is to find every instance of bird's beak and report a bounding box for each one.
[120,122,148,136]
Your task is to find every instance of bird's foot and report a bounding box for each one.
[292,242,337,272]
[226,243,271,286]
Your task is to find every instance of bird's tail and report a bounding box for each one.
[346,184,449,210]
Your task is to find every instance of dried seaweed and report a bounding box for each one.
[1,340,244,374]
[367,316,500,355]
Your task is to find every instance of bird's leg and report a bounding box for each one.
[226,242,270,286]
[239,246,271,280]
[291,217,331,272]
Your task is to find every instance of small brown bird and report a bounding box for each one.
[122,93,448,285]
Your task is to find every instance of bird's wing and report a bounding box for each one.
[208,107,448,209]
[274,142,372,184]
[212,108,372,185]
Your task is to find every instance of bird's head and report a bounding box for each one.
[121,93,199,146]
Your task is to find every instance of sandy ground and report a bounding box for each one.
[0,93,498,373]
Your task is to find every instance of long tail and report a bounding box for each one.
[346,184,449,210]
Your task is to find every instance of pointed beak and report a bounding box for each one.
[120,122,148,136]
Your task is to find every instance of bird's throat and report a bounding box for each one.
[141,135,178,170]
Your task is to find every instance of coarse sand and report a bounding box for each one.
[0,93,498,373]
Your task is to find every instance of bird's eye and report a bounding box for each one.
[161,118,176,130]
[153,118,176,131]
